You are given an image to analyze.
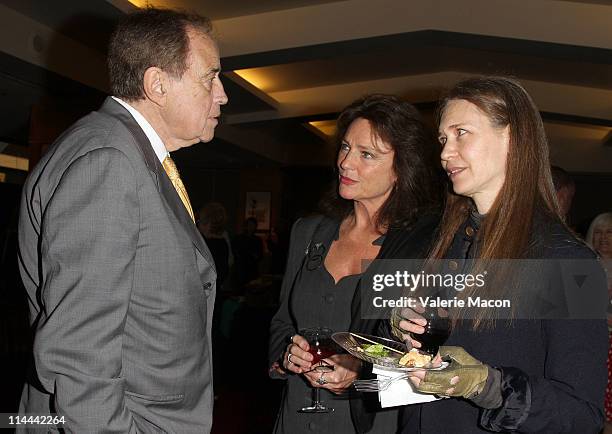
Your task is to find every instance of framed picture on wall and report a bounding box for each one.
[245,191,271,231]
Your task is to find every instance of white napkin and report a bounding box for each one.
[372,365,441,408]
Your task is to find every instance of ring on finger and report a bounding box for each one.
[287,353,293,365]
[317,372,327,385]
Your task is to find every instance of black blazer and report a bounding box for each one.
[349,213,440,433]
[268,212,440,433]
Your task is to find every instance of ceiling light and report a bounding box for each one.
[0,154,29,171]
[233,68,275,93]
[308,120,336,138]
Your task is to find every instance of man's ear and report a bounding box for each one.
[142,67,167,106]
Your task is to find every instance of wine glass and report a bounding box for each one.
[410,307,451,356]
[298,327,336,413]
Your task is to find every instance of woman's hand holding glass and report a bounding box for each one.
[303,354,362,394]
[283,334,360,394]
[390,305,428,349]
[282,334,314,374]
[391,303,451,357]
[389,304,493,400]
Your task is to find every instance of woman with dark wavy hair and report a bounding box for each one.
[392,76,608,433]
[268,94,443,433]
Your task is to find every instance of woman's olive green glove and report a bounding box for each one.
[390,307,406,341]
[416,346,488,399]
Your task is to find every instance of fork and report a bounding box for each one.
[353,373,411,392]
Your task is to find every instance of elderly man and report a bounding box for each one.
[551,165,576,221]
[18,8,227,433]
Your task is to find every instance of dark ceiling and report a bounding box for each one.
[0,0,610,171]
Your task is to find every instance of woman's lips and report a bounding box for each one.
[446,167,466,179]
[339,175,357,185]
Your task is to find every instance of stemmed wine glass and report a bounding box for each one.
[298,327,336,413]
[410,307,451,357]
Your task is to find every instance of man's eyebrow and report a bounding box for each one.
[199,68,219,80]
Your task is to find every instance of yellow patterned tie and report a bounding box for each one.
[162,156,195,222]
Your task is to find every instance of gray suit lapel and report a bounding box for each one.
[98,98,214,266]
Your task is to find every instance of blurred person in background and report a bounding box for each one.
[551,165,575,222]
[198,202,231,288]
[586,212,612,432]
[233,216,264,291]
[587,212,612,261]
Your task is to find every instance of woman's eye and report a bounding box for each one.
[340,143,350,152]
[361,151,373,159]
[438,136,447,145]
[457,128,467,137]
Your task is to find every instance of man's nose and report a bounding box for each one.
[216,79,228,105]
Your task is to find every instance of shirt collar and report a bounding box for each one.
[111,96,168,164]
[469,208,485,230]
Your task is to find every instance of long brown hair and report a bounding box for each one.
[430,76,562,328]
[319,94,444,232]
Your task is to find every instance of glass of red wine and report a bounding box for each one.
[410,307,451,356]
[298,327,336,413]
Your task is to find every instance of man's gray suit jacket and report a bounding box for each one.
[18,97,217,433]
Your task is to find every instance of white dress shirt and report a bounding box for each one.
[111,96,168,164]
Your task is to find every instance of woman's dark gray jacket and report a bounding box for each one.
[269,213,440,433]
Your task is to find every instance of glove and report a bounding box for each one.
[390,307,406,341]
[416,346,488,399]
